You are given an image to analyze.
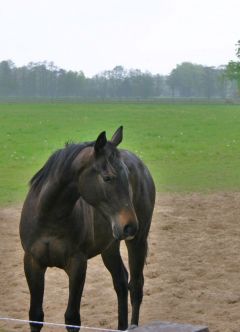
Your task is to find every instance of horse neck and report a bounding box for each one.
[37,178,80,219]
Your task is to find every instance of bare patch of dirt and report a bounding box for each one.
[0,193,240,332]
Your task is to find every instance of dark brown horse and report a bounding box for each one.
[20,127,155,332]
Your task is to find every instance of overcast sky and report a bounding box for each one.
[0,0,239,77]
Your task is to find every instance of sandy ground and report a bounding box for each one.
[0,192,240,332]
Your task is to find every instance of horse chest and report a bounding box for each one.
[30,234,76,268]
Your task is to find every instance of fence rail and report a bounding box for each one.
[0,96,239,104]
[0,317,209,332]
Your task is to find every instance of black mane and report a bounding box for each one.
[30,141,94,191]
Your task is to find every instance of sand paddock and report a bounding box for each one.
[0,193,240,332]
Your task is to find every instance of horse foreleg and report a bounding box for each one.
[101,242,129,330]
[64,254,87,332]
[24,252,46,332]
[126,239,148,327]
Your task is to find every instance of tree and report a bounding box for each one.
[167,62,206,97]
[0,60,16,96]
[226,40,240,95]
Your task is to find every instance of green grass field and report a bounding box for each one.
[1,102,240,205]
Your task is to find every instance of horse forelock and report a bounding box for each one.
[96,143,122,177]
[29,141,94,192]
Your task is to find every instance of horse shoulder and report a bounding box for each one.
[120,149,155,195]
[119,149,155,228]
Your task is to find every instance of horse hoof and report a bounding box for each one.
[128,325,138,330]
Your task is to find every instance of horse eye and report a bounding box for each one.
[103,175,112,182]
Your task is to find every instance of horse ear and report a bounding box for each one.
[111,126,123,147]
[94,131,107,153]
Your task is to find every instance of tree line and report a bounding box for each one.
[225,40,240,96]
[0,59,239,100]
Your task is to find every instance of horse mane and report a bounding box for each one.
[30,141,94,192]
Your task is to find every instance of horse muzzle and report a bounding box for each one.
[112,209,138,241]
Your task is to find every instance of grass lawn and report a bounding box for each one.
[0,102,240,205]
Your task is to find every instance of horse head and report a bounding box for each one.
[73,126,138,240]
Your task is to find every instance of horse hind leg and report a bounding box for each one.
[126,239,148,327]
[101,242,129,331]
[24,252,46,332]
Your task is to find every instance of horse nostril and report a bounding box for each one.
[123,224,136,238]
